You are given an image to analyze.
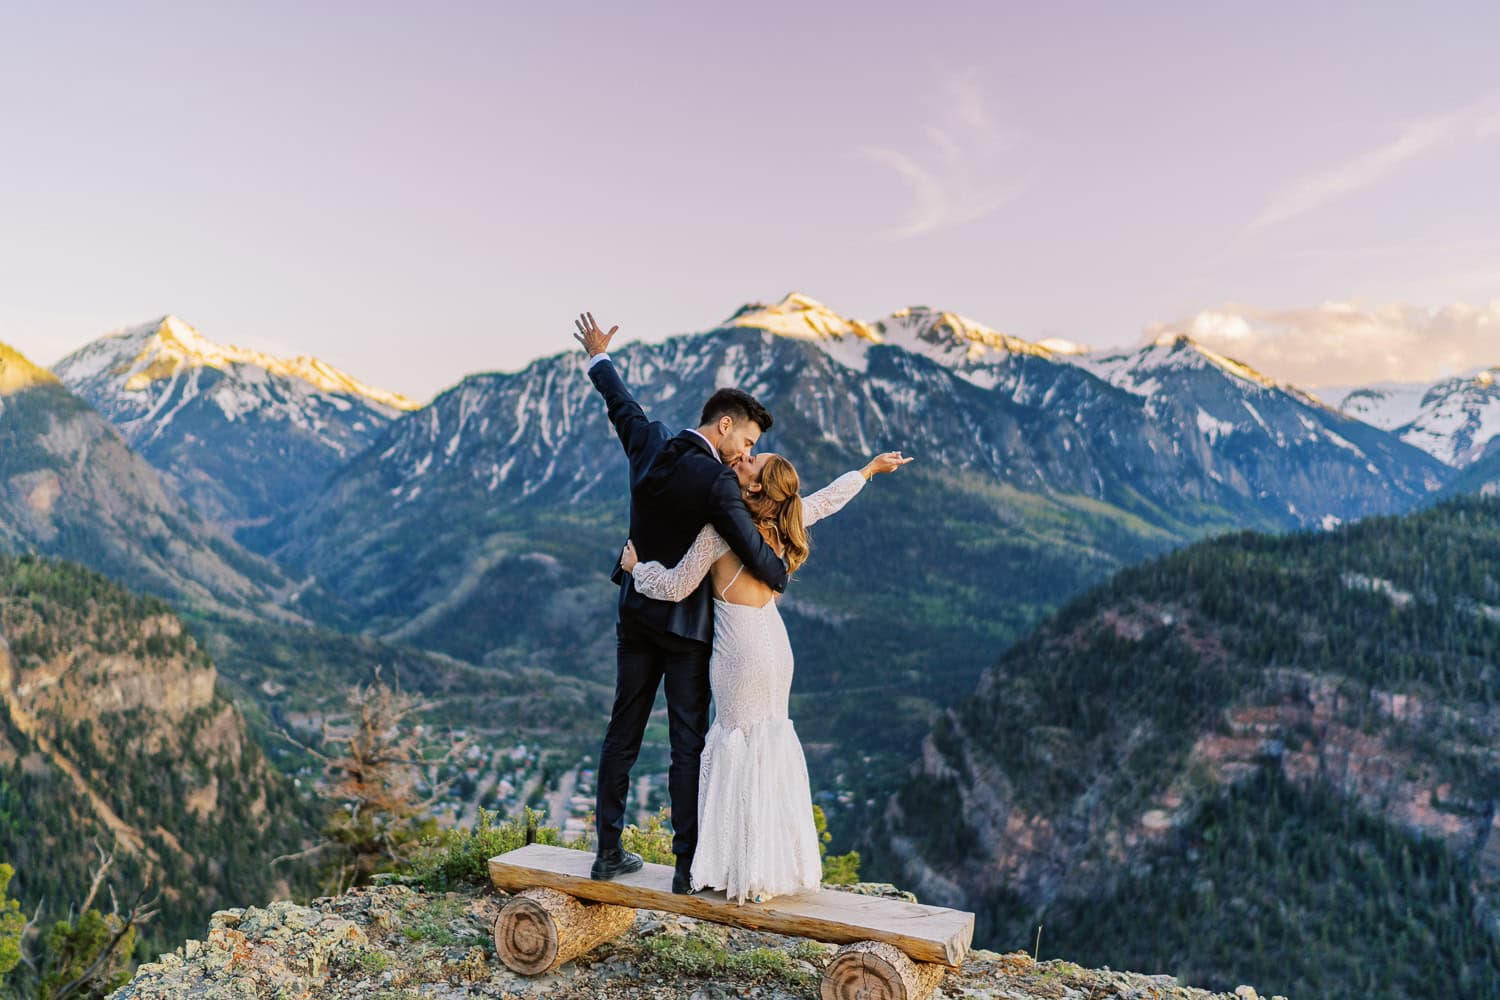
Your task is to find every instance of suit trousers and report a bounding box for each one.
[594,618,712,863]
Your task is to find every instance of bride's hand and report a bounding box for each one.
[862,451,914,478]
[620,539,638,572]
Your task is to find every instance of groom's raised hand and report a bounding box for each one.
[573,311,619,357]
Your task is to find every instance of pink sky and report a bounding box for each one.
[2,1,1498,400]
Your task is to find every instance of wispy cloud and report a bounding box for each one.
[858,70,1029,241]
[1146,300,1500,388]
[1247,92,1500,233]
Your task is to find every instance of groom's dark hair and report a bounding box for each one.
[700,388,773,433]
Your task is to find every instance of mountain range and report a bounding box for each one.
[7,292,1500,996]
[5,292,1487,795]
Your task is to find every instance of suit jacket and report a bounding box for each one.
[588,357,788,643]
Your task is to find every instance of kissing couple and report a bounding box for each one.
[573,311,910,904]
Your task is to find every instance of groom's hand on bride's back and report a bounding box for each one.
[572,311,618,357]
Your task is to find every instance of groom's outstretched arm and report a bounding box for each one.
[587,355,666,464]
[575,312,666,465]
[707,473,789,593]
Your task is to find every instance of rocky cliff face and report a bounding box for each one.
[109,882,1279,1000]
[0,554,312,948]
[869,496,1500,999]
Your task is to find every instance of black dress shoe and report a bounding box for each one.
[591,847,643,881]
[672,870,699,895]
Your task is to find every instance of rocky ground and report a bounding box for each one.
[109,882,1286,1000]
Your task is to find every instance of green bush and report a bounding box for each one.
[620,808,676,866]
[0,863,22,983]
[637,925,818,989]
[37,907,136,999]
[403,807,581,890]
[813,805,860,884]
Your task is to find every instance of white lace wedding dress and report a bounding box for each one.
[629,470,867,904]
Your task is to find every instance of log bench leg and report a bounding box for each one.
[820,940,948,1000]
[493,887,636,975]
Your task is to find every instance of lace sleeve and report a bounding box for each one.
[631,524,732,602]
[801,470,867,528]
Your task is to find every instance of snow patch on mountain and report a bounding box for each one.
[1195,408,1234,442]
[1334,382,1429,431]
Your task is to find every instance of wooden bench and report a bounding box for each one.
[488,844,974,1000]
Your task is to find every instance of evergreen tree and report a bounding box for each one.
[0,863,23,983]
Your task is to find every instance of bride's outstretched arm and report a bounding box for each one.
[800,471,867,528]
[802,451,914,527]
[625,525,731,602]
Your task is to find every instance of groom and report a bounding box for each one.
[573,311,788,895]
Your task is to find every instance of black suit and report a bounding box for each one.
[587,356,787,861]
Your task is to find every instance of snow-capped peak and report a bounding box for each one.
[724,292,879,341]
[1083,333,1283,398]
[722,292,882,374]
[1388,367,1500,466]
[0,341,60,396]
[723,292,1061,386]
[1036,337,1092,356]
[57,315,419,412]
[875,305,1056,363]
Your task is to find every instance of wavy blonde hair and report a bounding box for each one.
[745,454,810,574]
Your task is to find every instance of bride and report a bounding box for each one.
[620,448,912,903]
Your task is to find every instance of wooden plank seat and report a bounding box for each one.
[488,844,975,1000]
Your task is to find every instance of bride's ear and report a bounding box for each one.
[743,479,763,495]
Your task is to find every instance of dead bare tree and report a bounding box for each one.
[277,667,473,890]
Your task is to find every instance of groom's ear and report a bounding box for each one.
[717,415,734,438]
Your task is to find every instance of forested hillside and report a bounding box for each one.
[0,555,316,958]
[870,494,1500,999]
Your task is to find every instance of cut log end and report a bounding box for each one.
[494,887,635,975]
[820,939,948,1000]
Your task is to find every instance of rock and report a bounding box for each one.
[828,881,921,903]
[109,882,1255,1000]
[211,907,245,928]
[517,970,565,995]
[445,945,489,983]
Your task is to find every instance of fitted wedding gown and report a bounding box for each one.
[629,469,867,904]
